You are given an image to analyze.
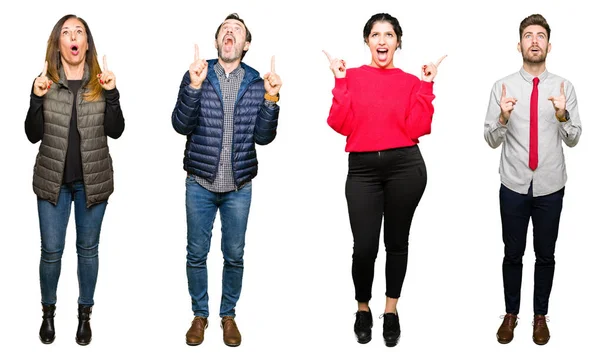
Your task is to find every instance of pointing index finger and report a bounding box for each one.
[42,60,48,77]
[322,50,332,62]
[502,83,506,98]
[560,81,565,96]
[270,55,275,73]
[103,55,108,72]
[194,44,199,62]
[435,55,447,67]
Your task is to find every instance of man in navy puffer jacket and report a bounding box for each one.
[172,13,281,347]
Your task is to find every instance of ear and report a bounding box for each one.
[214,39,218,50]
[517,42,522,53]
[243,41,250,51]
[547,42,552,54]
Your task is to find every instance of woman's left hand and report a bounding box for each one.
[98,55,116,90]
[422,55,447,82]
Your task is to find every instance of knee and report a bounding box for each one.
[186,251,208,268]
[385,240,409,256]
[75,227,101,258]
[535,254,555,266]
[222,244,244,267]
[76,242,99,259]
[40,247,64,263]
[352,246,378,263]
[503,253,523,265]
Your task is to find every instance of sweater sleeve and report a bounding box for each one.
[103,88,125,139]
[406,81,435,141]
[326,77,354,136]
[25,91,45,144]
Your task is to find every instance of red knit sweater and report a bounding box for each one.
[327,65,435,152]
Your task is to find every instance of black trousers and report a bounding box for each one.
[500,184,564,315]
[346,146,427,302]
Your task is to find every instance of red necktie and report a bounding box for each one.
[529,77,539,171]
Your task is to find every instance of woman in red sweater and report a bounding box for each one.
[324,13,445,347]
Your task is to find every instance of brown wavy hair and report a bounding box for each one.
[44,14,103,101]
[519,14,551,40]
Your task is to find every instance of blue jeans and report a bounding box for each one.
[38,182,107,306]
[185,176,252,318]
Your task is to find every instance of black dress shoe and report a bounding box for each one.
[75,305,92,346]
[354,309,373,344]
[382,312,400,347]
[39,304,56,344]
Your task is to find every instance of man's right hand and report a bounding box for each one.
[499,83,518,125]
[33,61,52,97]
[322,50,346,79]
[189,44,208,89]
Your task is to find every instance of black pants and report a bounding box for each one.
[346,146,427,302]
[500,184,564,315]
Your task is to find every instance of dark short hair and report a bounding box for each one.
[363,13,403,49]
[215,13,252,59]
[519,14,551,40]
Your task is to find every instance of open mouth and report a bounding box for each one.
[70,45,79,55]
[223,35,234,46]
[376,48,389,61]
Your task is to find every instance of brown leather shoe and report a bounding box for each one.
[186,316,208,346]
[497,313,518,344]
[221,316,241,347]
[532,315,550,345]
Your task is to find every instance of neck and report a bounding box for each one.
[523,61,546,77]
[218,58,242,74]
[61,58,85,80]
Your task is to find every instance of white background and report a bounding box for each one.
[0,0,596,359]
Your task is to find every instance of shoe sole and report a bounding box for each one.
[39,337,55,345]
[224,342,241,347]
[533,336,550,345]
[76,337,91,346]
[356,336,372,344]
[385,340,399,347]
[496,335,513,344]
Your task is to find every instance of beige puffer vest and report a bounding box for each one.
[32,64,114,207]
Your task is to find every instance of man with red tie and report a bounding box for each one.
[484,14,582,346]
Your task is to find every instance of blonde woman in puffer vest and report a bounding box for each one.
[25,14,124,346]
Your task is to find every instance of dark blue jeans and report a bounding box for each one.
[185,176,252,318]
[37,182,107,306]
[500,184,564,315]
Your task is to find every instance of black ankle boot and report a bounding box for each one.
[354,309,373,344]
[382,312,401,347]
[39,304,56,344]
[75,305,92,346]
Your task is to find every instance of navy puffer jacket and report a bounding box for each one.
[172,60,279,188]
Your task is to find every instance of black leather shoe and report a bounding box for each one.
[39,304,56,344]
[382,312,400,347]
[354,309,373,344]
[75,305,92,346]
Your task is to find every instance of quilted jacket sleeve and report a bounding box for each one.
[254,101,279,145]
[172,71,202,135]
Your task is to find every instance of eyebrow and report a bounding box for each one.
[61,25,84,30]
[524,31,546,37]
